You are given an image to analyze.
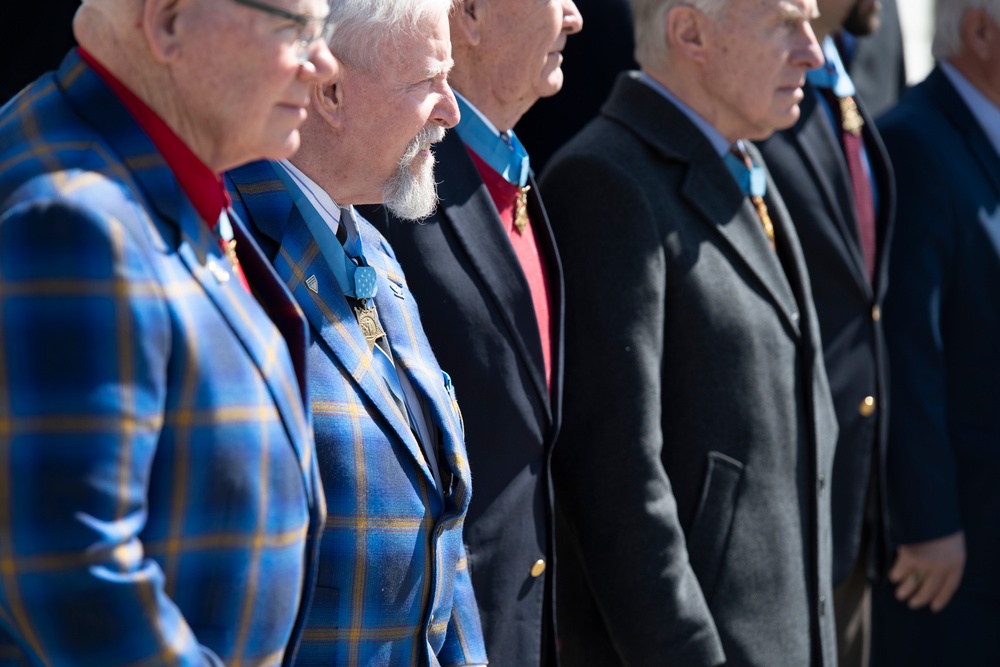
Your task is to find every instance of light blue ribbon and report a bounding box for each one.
[271,163,377,300]
[453,95,531,188]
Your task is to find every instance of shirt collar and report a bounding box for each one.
[806,36,857,97]
[637,71,731,157]
[277,159,345,235]
[940,60,1000,158]
[454,90,504,138]
[78,48,230,226]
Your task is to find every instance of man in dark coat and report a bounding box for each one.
[360,0,582,664]
[757,1,896,664]
[539,0,839,665]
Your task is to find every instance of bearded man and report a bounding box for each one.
[359,0,583,663]
[756,1,896,665]
[225,0,488,664]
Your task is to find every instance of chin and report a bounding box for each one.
[537,69,566,100]
[266,130,303,162]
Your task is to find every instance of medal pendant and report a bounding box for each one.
[354,303,386,352]
[224,238,240,270]
[752,195,776,249]
[514,185,531,234]
[839,97,865,136]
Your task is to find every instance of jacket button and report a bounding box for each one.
[859,396,876,417]
[818,473,826,495]
[530,559,546,578]
[872,304,881,321]
[819,595,827,616]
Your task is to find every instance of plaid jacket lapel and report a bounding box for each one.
[361,227,472,511]
[228,165,437,487]
[62,56,316,501]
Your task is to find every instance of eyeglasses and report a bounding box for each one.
[228,0,336,63]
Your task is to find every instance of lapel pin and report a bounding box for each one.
[306,275,319,293]
[390,281,405,299]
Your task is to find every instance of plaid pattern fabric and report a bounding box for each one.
[227,162,488,667]
[0,52,324,667]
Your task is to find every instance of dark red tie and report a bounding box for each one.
[823,89,877,281]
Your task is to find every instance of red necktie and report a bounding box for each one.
[823,90,877,281]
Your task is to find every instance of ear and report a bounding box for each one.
[962,8,996,62]
[667,5,709,64]
[143,0,186,62]
[311,77,344,129]
[454,0,483,47]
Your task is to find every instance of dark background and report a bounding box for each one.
[1,1,79,106]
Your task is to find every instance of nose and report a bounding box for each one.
[563,0,583,35]
[794,20,824,71]
[301,40,341,86]
[433,81,461,130]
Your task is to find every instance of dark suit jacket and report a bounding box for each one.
[361,129,565,667]
[539,72,839,667]
[870,66,1000,665]
[757,85,896,585]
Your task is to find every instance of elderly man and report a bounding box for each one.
[224,1,487,664]
[757,2,896,665]
[359,1,582,664]
[0,0,336,665]
[871,1,1000,664]
[539,0,838,665]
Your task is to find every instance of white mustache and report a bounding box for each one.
[400,125,447,164]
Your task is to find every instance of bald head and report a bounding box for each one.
[74,0,338,173]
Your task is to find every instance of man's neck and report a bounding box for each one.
[449,76,525,133]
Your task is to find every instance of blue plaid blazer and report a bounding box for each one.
[227,162,487,667]
[0,52,325,667]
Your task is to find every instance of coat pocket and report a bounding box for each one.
[686,451,745,603]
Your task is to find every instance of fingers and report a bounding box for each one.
[888,553,912,585]
[893,566,922,602]
[907,569,944,609]
[929,568,964,613]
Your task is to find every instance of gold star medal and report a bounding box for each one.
[514,185,531,234]
[353,304,386,352]
[839,96,865,136]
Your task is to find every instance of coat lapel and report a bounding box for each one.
[435,133,553,416]
[228,165,437,489]
[793,90,873,297]
[63,58,316,500]
[604,74,802,337]
[360,235,470,509]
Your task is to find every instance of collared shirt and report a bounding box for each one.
[78,48,230,226]
[276,160,442,486]
[637,71,731,157]
[941,60,1000,157]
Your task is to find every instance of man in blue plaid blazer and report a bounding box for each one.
[226,0,488,664]
[0,0,338,664]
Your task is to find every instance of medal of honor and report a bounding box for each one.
[839,96,865,136]
[514,185,531,234]
[354,303,386,352]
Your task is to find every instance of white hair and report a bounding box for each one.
[327,0,458,74]
[631,0,729,69]
[933,0,1000,59]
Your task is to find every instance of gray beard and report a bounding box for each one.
[383,125,445,221]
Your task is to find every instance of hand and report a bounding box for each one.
[888,531,966,612]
